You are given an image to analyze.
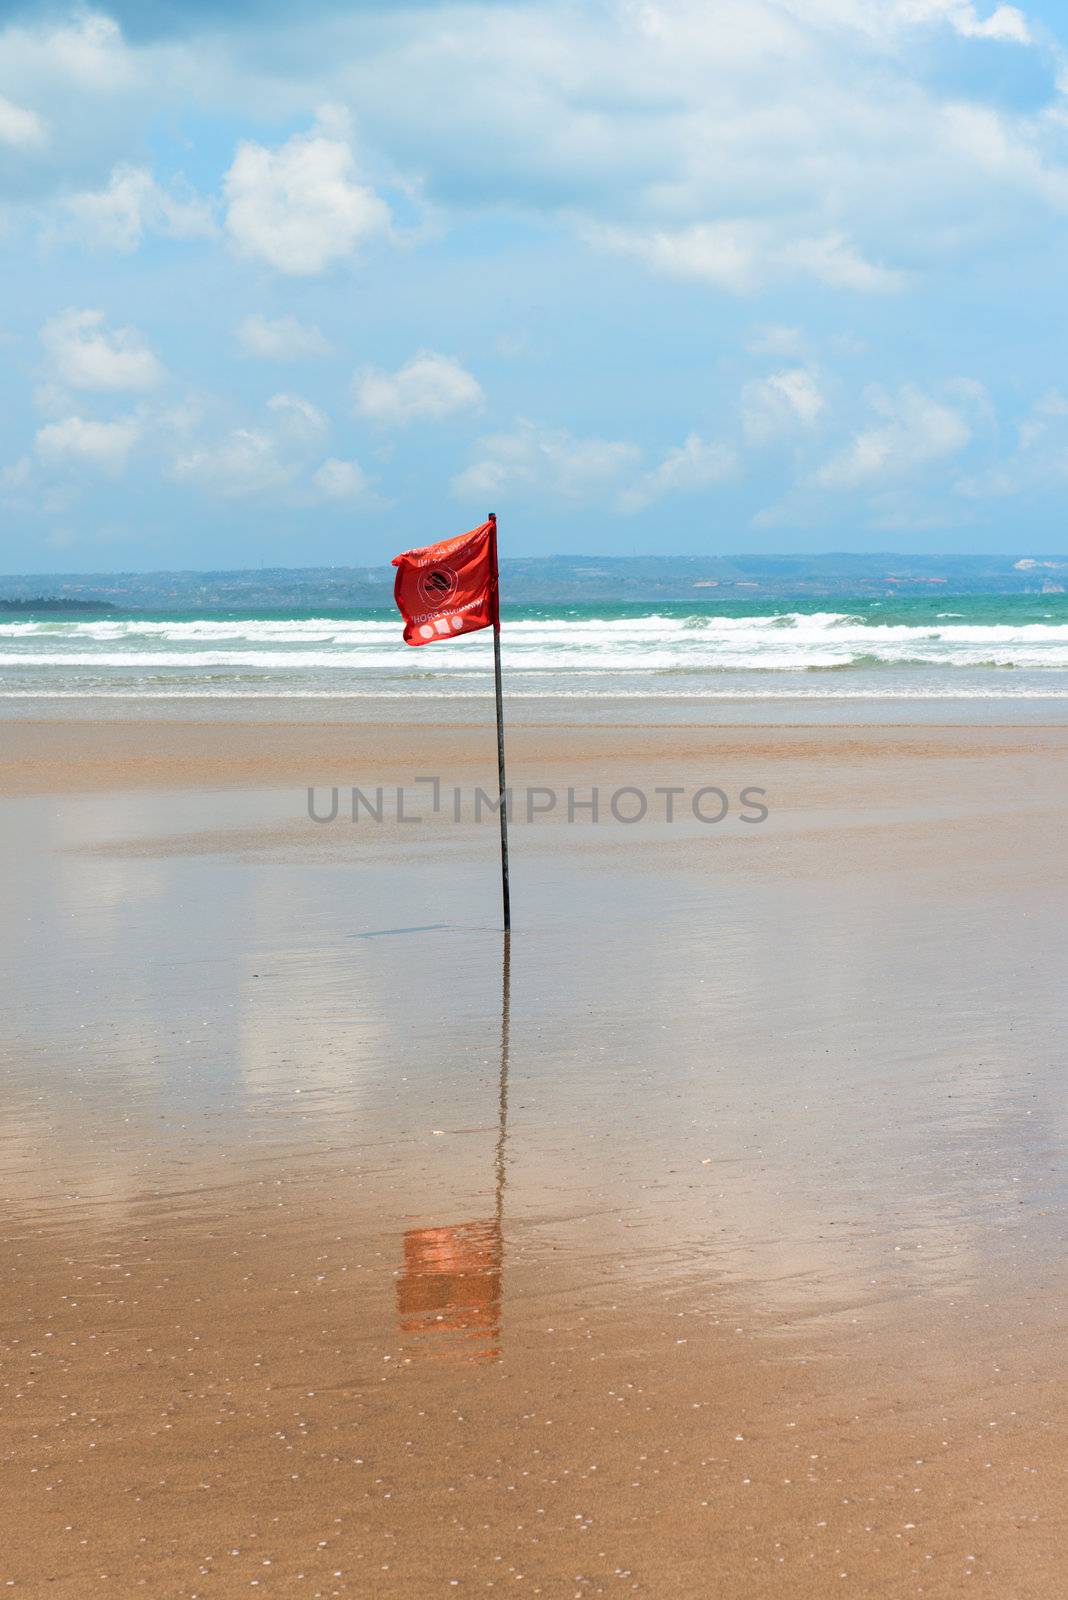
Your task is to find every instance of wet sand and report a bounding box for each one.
[1,715,1067,1597]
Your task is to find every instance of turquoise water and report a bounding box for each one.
[2,594,1067,705]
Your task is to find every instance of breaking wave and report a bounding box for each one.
[3,604,1068,696]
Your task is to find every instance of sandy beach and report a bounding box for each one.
[4,0,1067,1586]
[2,712,1066,1598]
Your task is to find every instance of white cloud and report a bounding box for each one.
[3,1,1057,285]
[742,368,826,443]
[957,389,1068,499]
[170,392,334,500]
[1017,389,1068,450]
[589,222,761,294]
[938,103,1068,210]
[780,234,906,293]
[237,314,332,360]
[898,2,1031,44]
[590,223,905,295]
[453,419,640,503]
[223,115,391,275]
[0,456,33,506]
[747,325,807,358]
[1,456,31,488]
[354,351,483,426]
[311,457,372,501]
[36,12,134,91]
[41,309,164,393]
[36,415,139,475]
[0,94,47,149]
[812,384,971,489]
[620,433,738,513]
[311,0,1052,296]
[65,163,216,253]
[0,12,135,103]
[265,391,328,445]
[171,426,295,499]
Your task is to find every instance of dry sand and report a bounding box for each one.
[1,716,1066,1598]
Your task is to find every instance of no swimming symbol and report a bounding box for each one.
[419,566,458,606]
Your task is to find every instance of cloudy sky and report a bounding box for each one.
[1,0,1067,572]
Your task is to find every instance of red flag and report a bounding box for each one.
[392,517,498,647]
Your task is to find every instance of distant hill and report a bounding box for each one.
[0,554,1063,610]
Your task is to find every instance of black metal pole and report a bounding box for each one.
[494,929,511,1231]
[489,512,510,932]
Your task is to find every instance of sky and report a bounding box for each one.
[1,0,1068,572]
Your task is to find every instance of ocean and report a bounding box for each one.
[3,594,1068,720]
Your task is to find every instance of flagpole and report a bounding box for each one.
[488,512,510,932]
[494,930,511,1231]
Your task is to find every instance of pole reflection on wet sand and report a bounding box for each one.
[396,933,510,1362]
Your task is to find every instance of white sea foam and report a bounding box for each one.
[4,611,1068,650]
[4,637,1068,671]
[2,607,1068,695]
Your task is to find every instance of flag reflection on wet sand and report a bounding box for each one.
[397,1218,503,1361]
[397,938,511,1362]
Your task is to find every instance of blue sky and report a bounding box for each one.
[2,0,1068,572]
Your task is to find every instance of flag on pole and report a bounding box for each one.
[392,511,510,930]
[392,518,498,646]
